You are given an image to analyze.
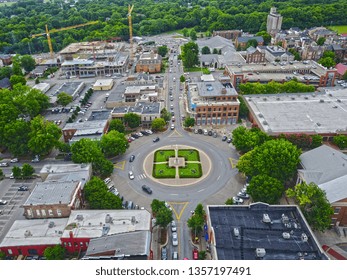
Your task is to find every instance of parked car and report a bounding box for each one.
[194,129,198,134]
[140,130,149,136]
[213,132,218,138]
[131,133,139,139]
[129,155,135,162]
[136,132,143,137]
[146,129,153,135]
[128,171,135,180]
[31,155,40,163]
[172,232,178,246]
[18,185,29,191]
[10,158,18,163]
[0,200,7,205]
[161,246,168,260]
[153,137,160,142]
[198,129,203,134]
[172,251,178,260]
[141,185,152,194]
[203,129,208,135]
[233,196,244,204]
[237,191,250,199]
[104,177,112,185]
[0,162,9,167]
[170,124,175,130]
[227,138,232,143]
[208,130,213,136]
[171,221,177,232]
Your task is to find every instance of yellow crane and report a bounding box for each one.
[127,4,134,66]
[31,21,99,59]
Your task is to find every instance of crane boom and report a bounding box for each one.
[31,21,99,59]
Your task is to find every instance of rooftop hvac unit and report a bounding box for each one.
[258,113,263,117]
[263,121,268,125]
[291,97,295,100]
[282,232,291,239]
[76,214,84,221]
[319,99,324,103]
[262,213,271,223]
[263,98,267,101]
[234,227,240,237]
[48,221,55,228]
[281,214,289,224]
[337,99,341,103]
[304,96,309,100]
[105,214,112,223]
[256,248,266,258]
[301,233,308,242]
[276,97,280,101]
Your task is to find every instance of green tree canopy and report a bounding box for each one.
[225,198,234,205]
[124,112,141,129]
[20,55,36,72]
[333,135,347,149]
[155,207,173,228]
[317,37,326,46]
[57,92,73,106]
[181,42,199,68]
[12,166,21,179]
[342,71,347,81]
[246,39,258,48]
[3,120,30,156]
[286,182,334,231]
[232,126,269,154]
[237,139,301,183]
[151,199,166,216]
[109,119,125,133]
[71,138,104,163]
[28,115,62,156]
[201,46,211,54]
[10,75,26,86]
[180,75,186,83]
[151,118,166,131]
[160,108,171,122]
[21,163,35,179]
[44,245,66,260]
[183,117,195,128]
[158,45,168,57]
[190,29,197,41]
[256,31,271,45]
[248,174,284,204]
[100,130,128,158]
[238,96,249,119]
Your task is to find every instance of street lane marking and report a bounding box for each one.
[229,158,238,168]
[168,130,183,137]
[197,188,205,192]
[114,160,125,170]
[169,201,189,221]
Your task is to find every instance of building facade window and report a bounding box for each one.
[334,207,341,214]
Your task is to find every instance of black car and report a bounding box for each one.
[129,155,135,162]
[222,136,227,141]
[18,186,29,191]
[208,130,213,136]
[131,133,139,139]
[142,185,152,194]
[197,129,203,134]
[140,130,149,136]
[171,111,175,116]
[153,137,160,142]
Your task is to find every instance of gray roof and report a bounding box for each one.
[237,36,264,43]
[299,145,347,203]
[83,231,151,259]
[87,110,111,121]
[195,81,238,97]
[63,119,108,131]
[207,203,328,260]
[23,181,80,206]
[112,102,160,115]
[200,54,219,63]
[56,82,84,96]
[196,35,235,51]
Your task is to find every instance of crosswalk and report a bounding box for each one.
[137,173,147,180]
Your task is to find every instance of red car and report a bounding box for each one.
[193,249,199,260]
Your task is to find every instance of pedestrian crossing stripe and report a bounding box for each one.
[114,160,125,170]
[229,158,238,169]
[138,174,147,179]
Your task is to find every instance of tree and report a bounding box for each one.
[248,175,284,204]
[225,198,234,205]
[288,48,302,61]
[123,112,141,129]
[333,135,347,149]
[12,166,21,179]
[71,138,104,163]
[151,199,166,216]
[100,130,128,158]
[3,120,30,156]
[190,29,197,41]
[21,163,35,179]
[318,57,336,68]
[151,118,166,131]
[182,28,189,37]
[12,61,23,76]
[238,96,249,119]
[256,31,271,45]
[44,245,66,260]
[183,117,195,128]
[20,55,36,72]
[57,92,73,106]
[158,45,168,57]
[187,213,205,237]
[198,251,207,260]
[160,108,171,122]
[0,169,3,179]
[155,207,173,228]
[10,75,26,86]
[232,126,269,154]
[246,39,258,49]
[180,75,186,83]
[109,119,125,133]
[317,37,326,46]
[28,116,62,156]
[237,139,301,183]
[92,158,114,178]
[212,48,219,54]
[311,135,323,148]
[181,42,199,68]
[201,46,211,54]
[286,182,334,231]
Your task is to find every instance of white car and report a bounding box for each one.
[0,200,7,205]
[128,171,135,180]
[10,158,18,163]
[171,221,177,232]
[104,177,111,185]
[170,124,175,130]
[145,129,153,135]
[233,196,244,204]
[172,232,178,246]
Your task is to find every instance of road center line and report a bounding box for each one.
[170,193,179,196]
[198,188,205,192]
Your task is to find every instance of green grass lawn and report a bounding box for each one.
[178,149,200,162]
[329,25,347,34]
[154,150,175,162]
[179,163,202,178]
[153,163,176,178]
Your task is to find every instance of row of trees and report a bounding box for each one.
[1,0,347,54]
[238,80,315,95]
[11,164,35,179]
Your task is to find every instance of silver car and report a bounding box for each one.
[128,171,135,180]
[172,232,178,246]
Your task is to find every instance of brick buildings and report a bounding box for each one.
[135,52,162,73]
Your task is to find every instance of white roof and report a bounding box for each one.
[94,79,113,87]
[0,218,68,247]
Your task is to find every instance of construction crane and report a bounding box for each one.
[31,21,98,59]
[127,4,134,67]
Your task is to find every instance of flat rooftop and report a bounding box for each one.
[62,210,151,239]
[244,88,347,135]
[56,82,85,96]
[23,181,79,206]
[0,218,68,247]
[63,119,108,131]
[40,163,91,175]
[87,110,111,121]
[83,231,151,259]
[226,60,329,77]
[208,203,328,260]
[94,79,113,87]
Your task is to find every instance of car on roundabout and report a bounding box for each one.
[128,171,135,180]
[129,155,135,162]
[153,137,160,142]
[141,185,152,194]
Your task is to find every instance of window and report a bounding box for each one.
[334,207,341,214]
[57,209,62,217]
[8,249,12,255]
[41,209,46,216]
[36,209,41,216]
[68,242,72,247]
[27,209,32,217]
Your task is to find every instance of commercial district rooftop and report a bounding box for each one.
[207,203,328,260]
[244,88,347,135]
